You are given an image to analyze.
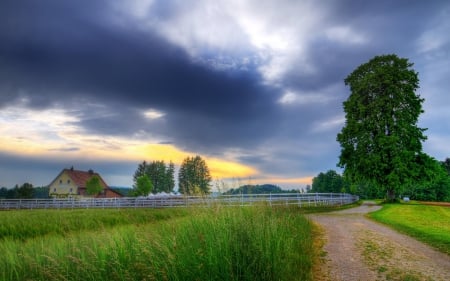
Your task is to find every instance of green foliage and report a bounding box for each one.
[337,54,427,201]
[131,174,153,196]
[178,155,212,195]
[147,160,175,193]
[133,160,175,193]
[86,175,103,196]
[311,170,347,193]
[32,186,50,198]
[0,187,10,198]
[17,182,34,198]
[350,181,384,199]
[0,186,17,199]
[0,183,37,199]
[441,158,450,175]
[406,155,450,202]
[0,207,314,281]
[223,184,296,195]
[369,203,450,255]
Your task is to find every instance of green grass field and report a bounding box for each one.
[368,202,450,255]
[0,205,314,281]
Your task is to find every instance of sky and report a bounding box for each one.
[0,0,449,190]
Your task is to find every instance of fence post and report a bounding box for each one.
[269,193,272,207]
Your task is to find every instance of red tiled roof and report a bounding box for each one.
[64,169,109,189]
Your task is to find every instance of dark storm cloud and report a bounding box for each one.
[1,0,449,187]
[281,0,449,94]
[0,0,281,152]
[273,0,450,160]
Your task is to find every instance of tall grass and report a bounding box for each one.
[0,208,188,240]
[0,205,314,281]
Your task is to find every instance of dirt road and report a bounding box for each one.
[308,202,450,281]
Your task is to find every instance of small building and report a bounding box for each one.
[48,167,123,198]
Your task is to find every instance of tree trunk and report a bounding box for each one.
[386,189,396,202]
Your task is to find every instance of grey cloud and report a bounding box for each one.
[0,0,449,186]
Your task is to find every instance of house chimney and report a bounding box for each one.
[70,166,74,171]
[88,169,94,175]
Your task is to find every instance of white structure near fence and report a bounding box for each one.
[0,193,358,210]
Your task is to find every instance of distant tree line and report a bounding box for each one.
[223,184,299,195]
[0,183,50,199]
[311,157,450,201]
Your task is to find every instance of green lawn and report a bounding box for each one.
[368,203,450,255]
[0,205,314,281]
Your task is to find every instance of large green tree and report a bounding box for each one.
[337,54,427,201]
[178,155,211,195]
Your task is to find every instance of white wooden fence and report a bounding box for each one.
[0,193,359,210]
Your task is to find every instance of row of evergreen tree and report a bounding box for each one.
[0,184,49,199]
[131,155,212,196]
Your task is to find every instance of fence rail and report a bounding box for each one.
[0,193,359,210]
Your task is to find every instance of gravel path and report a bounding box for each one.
[308,202,450,281]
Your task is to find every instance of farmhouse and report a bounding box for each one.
[48,167,123,198]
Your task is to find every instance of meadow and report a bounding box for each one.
[368,202,450,255]
[0,205,315,281]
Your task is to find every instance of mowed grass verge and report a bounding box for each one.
[368,203,450,255]
[0,205,314,281]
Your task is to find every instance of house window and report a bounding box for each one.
[69,188,73,193]
[67,179,71,184]
[53,188,56,192]
[59,180,62,184]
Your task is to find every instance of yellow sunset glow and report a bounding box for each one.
[0,131,258,180]
[207,158,258,178]
[129,143,258,179]
[0,105,306,186]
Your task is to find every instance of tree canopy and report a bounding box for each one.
[0,185,49,199]
[223,184,294,195]
[442,158,450,175]
[86,176,103,196]
[178,155,211,195]
[408,154,450,201]
[337,54,427,201]
[311,170,346,193]
[131,174,153,197]
[133,160,175,193]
